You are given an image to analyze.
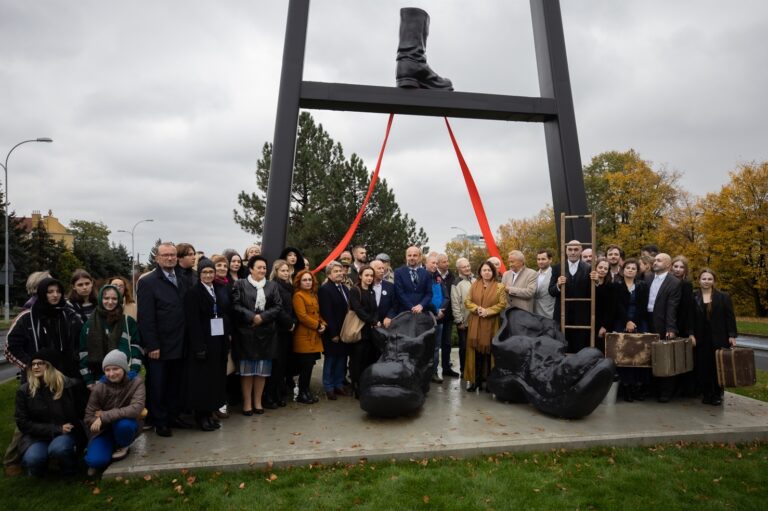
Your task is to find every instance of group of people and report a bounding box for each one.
[3,238,737,478]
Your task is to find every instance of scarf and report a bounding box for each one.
[467,279,500,354]
[247,275,267,311]
[87,285,125,363]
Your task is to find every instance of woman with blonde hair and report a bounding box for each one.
[464,261,506,392]
[265,259,296,407]
[15,348,85,477]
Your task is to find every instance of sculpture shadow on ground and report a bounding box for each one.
[487,307,615,419]
[359,312,436,418]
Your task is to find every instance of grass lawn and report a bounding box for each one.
[1,379,767,510]
[737,317,768,337]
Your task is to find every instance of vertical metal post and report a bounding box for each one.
[262,0,311,264]
[530,0,589,246]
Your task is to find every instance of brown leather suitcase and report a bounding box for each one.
[716,348,756,387]
[605,333,658,367]
[652,338,694,377]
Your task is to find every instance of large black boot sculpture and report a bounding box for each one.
[359,312,436,417]
[396,8,453,91]
[487,308,615,419]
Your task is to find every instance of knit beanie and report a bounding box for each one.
[102,349,129,373]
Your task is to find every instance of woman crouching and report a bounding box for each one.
[15,348,86,477]
[84,350,145,476]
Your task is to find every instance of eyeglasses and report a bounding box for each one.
[30,361,48,368]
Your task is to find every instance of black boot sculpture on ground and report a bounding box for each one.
[359,312,437,417]
[396,7,453,90]
[487,308,615,419]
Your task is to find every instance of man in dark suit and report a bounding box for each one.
[348,245,367,286]
[137,242,192,437]
[394,246,433,315]
[370,260,397,326]
[645,253,682,402]
[436,253,460,378]
[318,261,351,400]
[548,240,592,352]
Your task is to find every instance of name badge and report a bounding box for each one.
[210,317,225,336]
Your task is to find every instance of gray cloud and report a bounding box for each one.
[1,0,766,265]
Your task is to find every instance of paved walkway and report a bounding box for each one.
[105,371,768,477]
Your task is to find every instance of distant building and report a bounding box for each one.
[451,233,485,248]
[18,209,75,250]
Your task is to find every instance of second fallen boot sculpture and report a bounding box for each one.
[396,8,453,90]
[359,312,437,417]
[487,307,616,419]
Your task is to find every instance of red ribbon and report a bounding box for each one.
[444,117,506,274]
[312,113,395,274]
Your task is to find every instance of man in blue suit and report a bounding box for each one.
[370,260,397,326]
[394,246,432,315]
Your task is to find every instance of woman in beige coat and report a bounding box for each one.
[464,261,506,392]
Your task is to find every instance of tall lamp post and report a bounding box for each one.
[118,219,154,295]
[3,138,53,322]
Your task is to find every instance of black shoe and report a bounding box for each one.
[262,400,279,410]
[155,425,172,437]
[277,399,287,407]
[254,408,265,415]
[197,419,216,432]
[296,391,315,404]
[622,385,634,403]
[169,417,195,429]
[710,396,723,406]
[443,368,461,378]
[325,391,337,401]
[466,383,477,392]
[242,409,254,416]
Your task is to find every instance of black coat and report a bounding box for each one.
[15,377,86,455]
[612,279,650,332]
[677,279,695,337]
[693,290,737,350]
[184,282,230,411]
[349,285,378,341]
[318,281,350,356]
[274,280,296,332]
[645,274,681,338]
[594,281,616,333]
[6,308,82,380]
[232,279,282,360]
[548,261,591,351]
[137,267,189,360]
[375,280,398,322]
[439,270,456,322]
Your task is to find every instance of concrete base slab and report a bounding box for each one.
[104,376,768,477]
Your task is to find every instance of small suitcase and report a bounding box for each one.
[652,338,694,377]
[604,333,658,367]
[716,348,757,387]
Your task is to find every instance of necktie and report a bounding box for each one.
[168,272,178,287]
[337,284,348,304]
[410,269,418,286]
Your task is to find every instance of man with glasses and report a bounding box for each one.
[137,242,192,437]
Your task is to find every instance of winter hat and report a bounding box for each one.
[31,347,62,371]
[102,349,129,373]
[197,257,215,274]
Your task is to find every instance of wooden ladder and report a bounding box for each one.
[559,213,597,347]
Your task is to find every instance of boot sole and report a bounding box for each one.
[396,77,453,91]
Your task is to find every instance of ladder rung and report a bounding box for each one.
[563,325,593,330]
[563,214,593,219]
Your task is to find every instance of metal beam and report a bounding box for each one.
[300,81,557,122]
[262,0,310,265]
[530,0,590,245]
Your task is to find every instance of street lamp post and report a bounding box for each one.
[3,138,53,322]
[118,219,154,295]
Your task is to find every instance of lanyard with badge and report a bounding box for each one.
[209,288,225,336]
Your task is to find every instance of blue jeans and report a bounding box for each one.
[22,434,77,477]
[322,354,347,391]
[84,418,139,469]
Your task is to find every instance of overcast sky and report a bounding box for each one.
[2,0,767,266]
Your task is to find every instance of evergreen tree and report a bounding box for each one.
[146,238,163,271]
[234,112,428,267]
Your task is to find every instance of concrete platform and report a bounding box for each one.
[105,367,768,477]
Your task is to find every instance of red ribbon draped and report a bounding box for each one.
[312,114,505,275]
[444,117,506,274]
[312,113,395,274]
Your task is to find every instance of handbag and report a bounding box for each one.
[340,287,365,343]
[340,310,365,343]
